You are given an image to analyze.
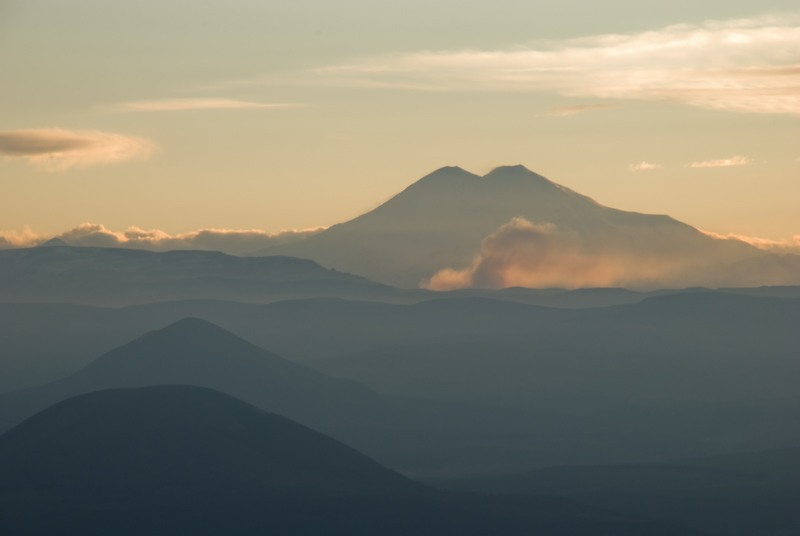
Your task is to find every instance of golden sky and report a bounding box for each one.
[1,0,798,246]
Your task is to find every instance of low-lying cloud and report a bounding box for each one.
[113,98,296,112]
[426,217,800,291]
[0,223,325,255]
[315,15,800,115]
[0,128,155,171]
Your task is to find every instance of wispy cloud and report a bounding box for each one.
[629,161,661,171]
[687,155,752,168]
[112,98,296,112]
[546,103,615,116]
[0,223,326,255]
[702,230,800,254]
[313,15,800,115]
[0,128,155,171]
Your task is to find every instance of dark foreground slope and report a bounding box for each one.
[0,386,708,536]
[0,385,419,497]
[433,448,800,536]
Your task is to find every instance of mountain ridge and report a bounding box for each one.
[259,165,763,288]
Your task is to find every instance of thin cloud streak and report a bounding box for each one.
[113,98,297,112]
[0,223,326,256]
[688,156,752,167]
[546,104,615,116]
[0,128,155,171]
[702,230,800,254]
[629,161,661,171]
[313,15,800,115]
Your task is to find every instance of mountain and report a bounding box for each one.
[36,237,70,247]
[1,297,798,474]
[259,165,769,288]
[0,385,419,497]
[433,447,800,536]
[0,385,706,536]
[0,317,386,436]
[0,246,396,306]
[0,317,626,476]
[4,290,798,392]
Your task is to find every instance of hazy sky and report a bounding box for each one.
[1,0,798,244]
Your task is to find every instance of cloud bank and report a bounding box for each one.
[426,218,800,291]
[0,129,155,171]
[316,15,800,115]
[113,98,296,112]
[0,223,325,256]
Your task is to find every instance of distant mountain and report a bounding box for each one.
[0,246,396,306]
[0,385,706,536]
[260,165,775,288]
[0,318,626,476]
[1,297,798,475]
[0,317,385,437]
[4,290,798,392]
[36,237,70,247]
[433,447,800,536]
[3,242,797,309]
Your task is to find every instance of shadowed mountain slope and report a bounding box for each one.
[1,318,628,476]
[261,165,762,287]
[0,317,384,436]
[0,385,420,497]
[0,385,708,536]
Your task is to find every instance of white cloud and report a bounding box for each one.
[0,128,155,171]
[314,15,800,115]
[0,223,325,255]
[687,155,752,168]
[113,98,296,112]
[629,161,661,171]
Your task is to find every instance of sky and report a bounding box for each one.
[1,0,798,248]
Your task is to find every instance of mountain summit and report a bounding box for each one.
[259,166,763,288]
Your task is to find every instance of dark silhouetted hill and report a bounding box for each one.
[0,384,419,497]
[0,385,710,536]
